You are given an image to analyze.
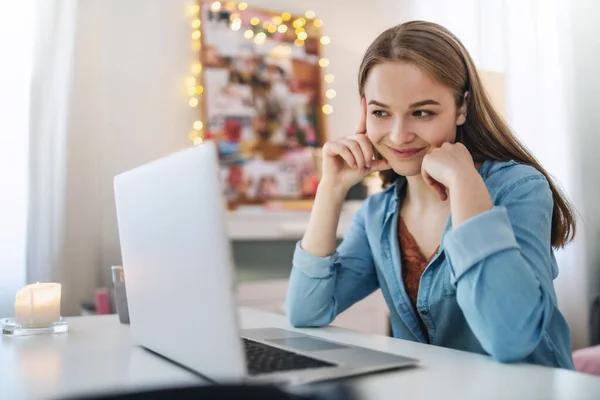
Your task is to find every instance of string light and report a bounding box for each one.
[185,77,196,87]
[318,58,330,68]
[188,3,204,144]
[254,32,266,44]
[185,3,336,146]
[292,19,304,29]
[191,63,202,75]
[186,4,200,16]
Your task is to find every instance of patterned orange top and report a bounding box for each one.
[398,217,439,341]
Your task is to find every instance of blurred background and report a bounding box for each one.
[0,0,599,351]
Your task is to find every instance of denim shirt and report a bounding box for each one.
[286,160,574,369]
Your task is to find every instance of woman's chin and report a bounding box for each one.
[389,160,423,177]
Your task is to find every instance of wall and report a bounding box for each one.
[560,0,600,345]
[67,0,198,298]
[70,0,410,292]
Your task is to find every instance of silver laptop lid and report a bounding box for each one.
[114,142,246,381]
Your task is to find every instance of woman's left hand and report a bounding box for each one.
[422,142,493,227]
[421,142,478,201]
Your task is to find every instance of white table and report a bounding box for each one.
[0,315,202,399]
[1,308,600,400]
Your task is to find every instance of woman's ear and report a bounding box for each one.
[456,91,469,126]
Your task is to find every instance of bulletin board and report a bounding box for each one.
[197,1,331,206]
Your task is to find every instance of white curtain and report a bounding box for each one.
[405,0,588,348]
[0,0,34,317]
[26,0,102,316]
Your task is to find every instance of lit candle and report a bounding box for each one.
[15,283,62,326]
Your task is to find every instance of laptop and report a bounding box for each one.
[113,142,418,386]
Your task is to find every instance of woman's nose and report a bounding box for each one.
[389,118,415,144]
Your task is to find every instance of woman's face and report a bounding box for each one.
[364,61,466,177]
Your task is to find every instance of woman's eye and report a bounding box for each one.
[413,110,434,118]
[372,110,389,118]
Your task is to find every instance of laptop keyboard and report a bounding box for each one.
[243,338,336,375]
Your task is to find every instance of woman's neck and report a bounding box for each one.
[403,174,447,212]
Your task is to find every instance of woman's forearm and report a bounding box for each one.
[300,181,348,257]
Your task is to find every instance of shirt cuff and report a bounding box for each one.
[444,206,520,284]
[292,241,339,278]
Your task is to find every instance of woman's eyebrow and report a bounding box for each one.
[367,99,441,108]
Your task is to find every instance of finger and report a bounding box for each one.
[422,170,447,201]
[352,134,374,168]
[368,158,391,172]
[325,142,357,168]
[355,97,367,134]
[431,182,448,201]
[340,139,366,170]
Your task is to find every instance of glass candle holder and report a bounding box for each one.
[1,282,68,336]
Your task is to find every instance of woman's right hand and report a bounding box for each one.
[320,98,391,191]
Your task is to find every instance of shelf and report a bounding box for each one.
[226,200,363,240]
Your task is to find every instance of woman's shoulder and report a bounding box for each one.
[479,159,550,201]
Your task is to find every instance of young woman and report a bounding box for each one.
[286,21,576,369]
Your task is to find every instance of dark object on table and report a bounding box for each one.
[80,301,97,316]
[66,383,360,400]
[111,266,130,324]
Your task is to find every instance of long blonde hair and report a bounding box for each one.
[358,21,575,248]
